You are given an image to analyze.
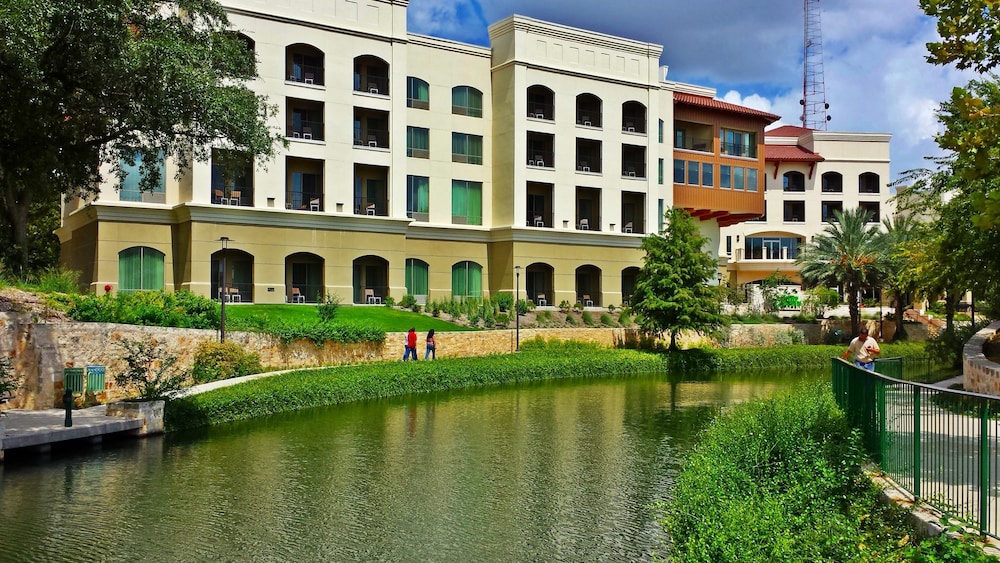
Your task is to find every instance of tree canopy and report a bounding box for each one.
[0,0,282,273]
[796,207,885,336]
[631,208,727,350]
[921,0,1000,73]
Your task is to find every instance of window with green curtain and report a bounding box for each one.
[657,199,664,232]
[120,152,166,201]
[452,86,483,117]
[407,175,429,218]
[405,258,429,295]
[452,133,483,164]
[451,180,482,225]
[658,119,664,143]
[406,127,429,158]
[451,261,482,298]
[406,77,429,109]
[118,247,164,292]
[658,158,664,185]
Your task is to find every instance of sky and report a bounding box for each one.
[406,0,980,183]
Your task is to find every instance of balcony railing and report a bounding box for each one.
[288,120,323,141]
[286,192,323,212]
[527,151,554,168]
[288,64,324,86]
[674,136,713,152]
[622,161,645,178]
[356,75,389,95]
[721,141,756,158]
[576,113,601,128]
[354,198,386,216]
[354,129,389,149]
[527,102,554,120]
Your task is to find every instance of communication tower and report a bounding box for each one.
[800,0,831,129]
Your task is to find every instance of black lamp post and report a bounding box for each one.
[219,236,230,343]
[515,265,521,351]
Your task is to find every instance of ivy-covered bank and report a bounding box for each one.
[660,384,997,562]
[164,341,932,432]
[165,341,663,431]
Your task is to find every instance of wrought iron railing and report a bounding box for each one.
[832,357,1000,538]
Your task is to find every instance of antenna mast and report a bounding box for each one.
[800,0,830,129]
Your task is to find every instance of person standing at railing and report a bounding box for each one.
[840,327,880,370]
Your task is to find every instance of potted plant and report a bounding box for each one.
[106,338,185,435]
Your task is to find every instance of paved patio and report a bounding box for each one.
[0,405,141,460]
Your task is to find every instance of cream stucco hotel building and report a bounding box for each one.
[58,0,784,306]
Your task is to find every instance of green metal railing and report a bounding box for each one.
[832,358,1000,538]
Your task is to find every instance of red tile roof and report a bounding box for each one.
[674,92,780,122]
[766,144,824,162]
[767,125,813,137]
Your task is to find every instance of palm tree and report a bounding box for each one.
[878,215,919,341]
[796,207,886,335]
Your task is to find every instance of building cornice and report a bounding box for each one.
[488,15,663,59]
[407,33,491,57]
[489,227,643,248]
[225,6,406,45]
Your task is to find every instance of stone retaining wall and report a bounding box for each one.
[0,312,929,410]
[963,321,1000,395]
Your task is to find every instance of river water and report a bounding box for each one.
[0,371,820,561]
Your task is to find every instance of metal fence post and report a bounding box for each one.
[981,402,990,537]
[913,386,921,501]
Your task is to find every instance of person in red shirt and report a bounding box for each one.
[403,327,418,361]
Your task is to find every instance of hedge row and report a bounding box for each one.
[665,342,930,373]
[165,347,665,432]
[660,383,996,562]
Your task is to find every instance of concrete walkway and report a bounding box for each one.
[0,405,141,460]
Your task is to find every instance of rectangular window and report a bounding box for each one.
[657,199,664,232]
[658,119,664,143]
[720,165,731,189]
[452,133,483,164]
[726,235,732,255]
[734,167,745,191]
[452,180,482,225]
[746,168,758,192]
[673,159,685,183]
[120,152,166,202]
[406,127,429,158]
[702,163,714,187]
[658,158,664,185]
[721,129,756,158]
[687,161,699,185]
[407,175,429,220]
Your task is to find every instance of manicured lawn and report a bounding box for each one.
[224,303,473,332]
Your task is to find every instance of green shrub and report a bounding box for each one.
[600,313,615,326]
[618,311,632,326]
[317,293,341,322]
[33,268,80,294]
[383,296,396,308]
[515,298,532,315]
[113,338,186,400]
[775,294,802,309]
[558,300,571,313]
[566,314,578,326]
[68,290,219,329]
[399,294,417,310]
[581,311,595,325]
[496,312,510,327]
[192,341,264,384]
[494,293,513,312]
[0,356,22,407]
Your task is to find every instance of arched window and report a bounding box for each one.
[354,55,389,94]
[118,247,164,292]
[452,86,483,117]
[821,171,843,193]
[286,43,324,85]
[576,93,602,127]
[622,101,646,134]
[527,85,554,120]
[407,77,429,109]
[451,261,482,299]
[405,259,429,297]
[859,172,880,193]
[783,171,805,192]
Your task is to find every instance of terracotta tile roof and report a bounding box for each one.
[766,144,824,162]
[767,125,813,137]
[673,92,780,122]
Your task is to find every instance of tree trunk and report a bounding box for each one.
[847,285,860,336]
[669,330,678,350]
[893,293,908,342]
[0,180,32,275]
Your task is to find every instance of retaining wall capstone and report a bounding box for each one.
[963,321,1000,396]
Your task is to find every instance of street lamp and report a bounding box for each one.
[515,265,521,351]
[219,237,230,343]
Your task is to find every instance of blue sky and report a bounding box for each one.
[407,0,979,182]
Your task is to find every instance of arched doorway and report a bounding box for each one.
[285,252,324,303]
[525,262,554,306]
[622,267,640,306]
[353,255,389,304]
[211,249,254,303]
[576,265,602,307]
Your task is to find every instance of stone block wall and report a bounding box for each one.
[963,321,1000,396]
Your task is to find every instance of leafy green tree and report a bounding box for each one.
[631,208,727,350]
[796,207,885,335]
[921,0,1000,72]
[0,0,283,271]
[878,215,920,341]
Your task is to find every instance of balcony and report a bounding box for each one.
[355,128,389,149]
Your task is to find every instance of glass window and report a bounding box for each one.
[452,180,482,225]
[406,127,429,158]
[451,261,483,299]
[687,161,699,185]
[720,165,731,189]
[211,149,253,206]
[658,119,664,143]
[452,86,483,117]
[120,152,166,201]
[702,163,714,187]
[406,77,429,109]
[658,158,664,185]
[452,133,483,165]
[746,168,758,192]
[118,247,165,292]
[673,159,685,183]
[721,129,756,158]
[406,175,429,219]
[657,199,664,232]
[405,258,429,296]
[734,167,745,191]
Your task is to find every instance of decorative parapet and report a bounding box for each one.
[963,321,1000,396]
